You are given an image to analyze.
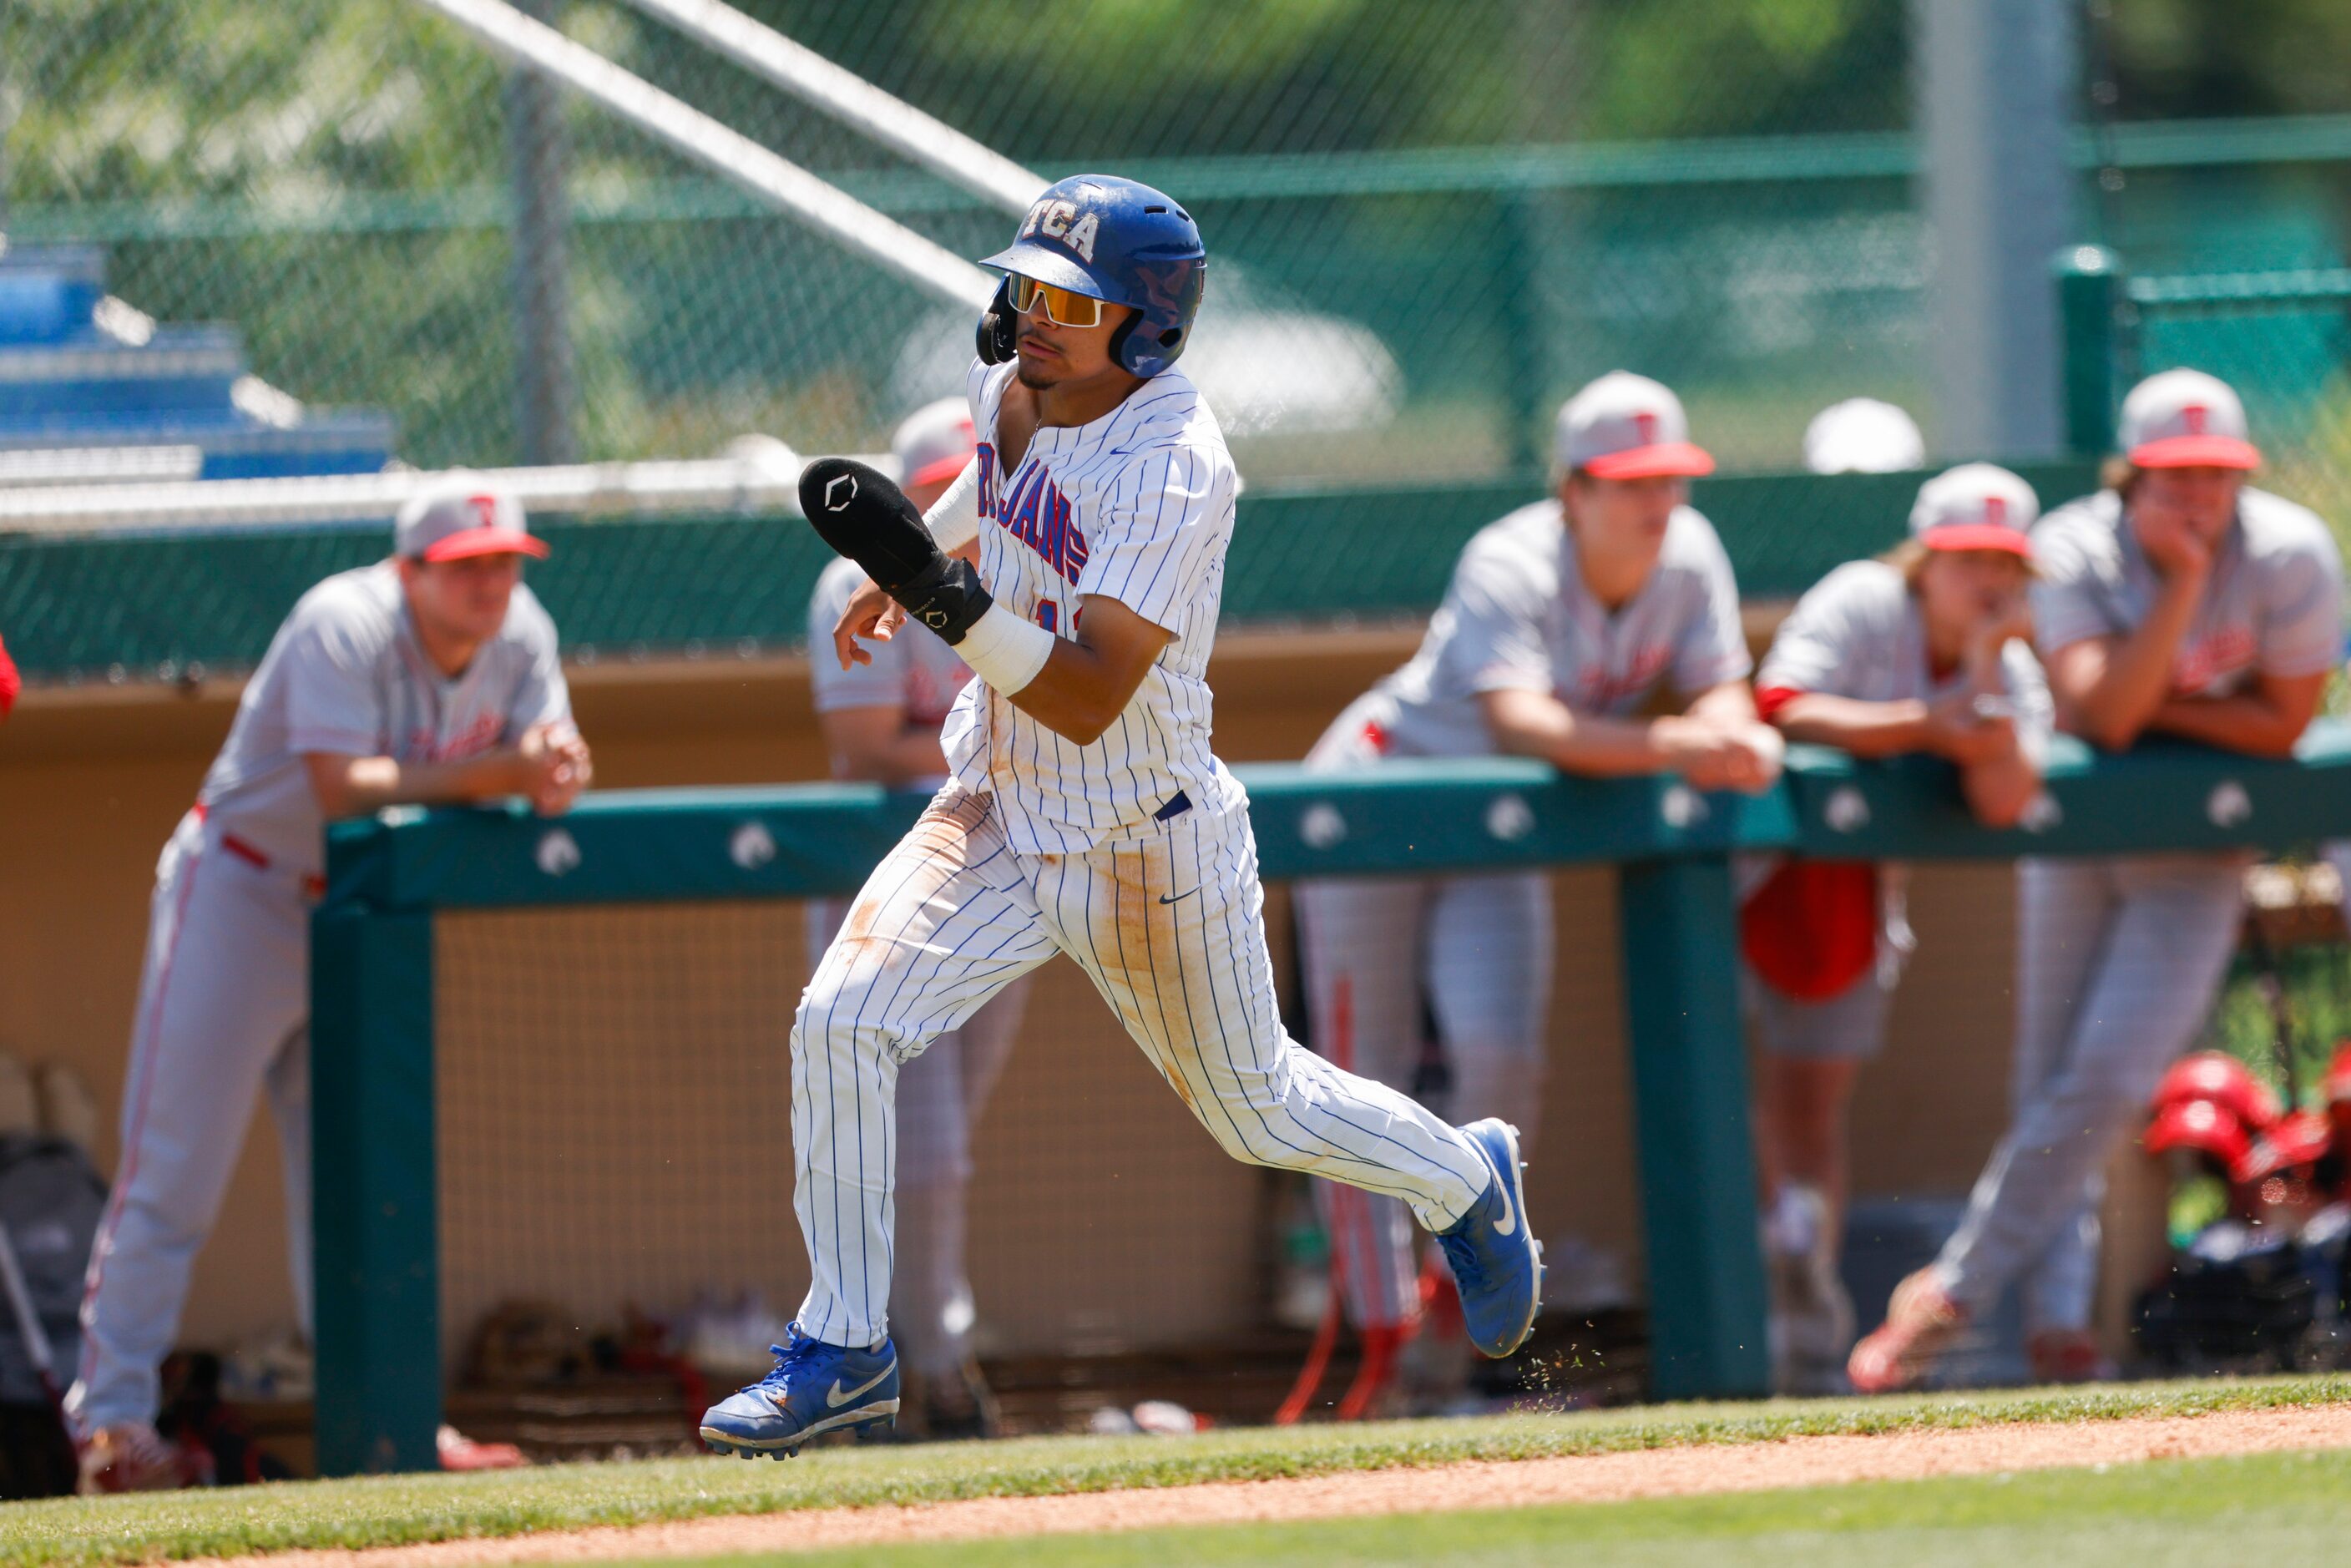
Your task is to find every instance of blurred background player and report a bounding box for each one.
[0,630,18,724]
[1743,463,2051,1393]
[1849,369,2344,1393]
[1292,371,1782,1412]
[803,398,1030,1439]
[1801,398,1926,476]
[67,482,589,1490]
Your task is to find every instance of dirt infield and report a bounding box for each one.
[210,1404,2351,1565]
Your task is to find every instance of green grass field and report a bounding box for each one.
[4,1376,2348,1567]
[671,1446,2351,1568]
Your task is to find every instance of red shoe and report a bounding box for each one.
[2027,1328,2115,1385]
[437,1424,528,1470]
[1847,1268,1967,1393]
[77,1422,210,1495]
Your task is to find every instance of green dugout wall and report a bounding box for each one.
[313,726,2351,1474]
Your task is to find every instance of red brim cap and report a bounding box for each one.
[423,529,550,563]
[1581,442,1716,480]
[2128,434,2260,470]
[1922,524,2035,559]
[908,451,976,488]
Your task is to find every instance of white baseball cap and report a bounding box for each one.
[1802,397,1925,474]
[2119,368,2260,470]
[395,474,547,562]
[1555,372,1714,480]
[892,397,978,489]
[1908,463,2038,558]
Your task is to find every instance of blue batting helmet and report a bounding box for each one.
[978,174,1206,378]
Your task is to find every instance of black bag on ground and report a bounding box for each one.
[2132,1221,2318,1371]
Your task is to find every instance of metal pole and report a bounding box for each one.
[620,0,1044,214]
[1914,0,2080,458]
[2055,244,2123,456]
[408,0,994,310]
[504,0,575,465]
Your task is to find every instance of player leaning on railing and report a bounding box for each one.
[1286,372,1782,1417]
[1742,463,2052,1394]
[1848,369,2347,1393]
[696,175,1545,1459]
[68,485,589,1493]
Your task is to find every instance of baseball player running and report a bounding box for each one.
[804,397,1031,1439]
[1745,463,2052,1393]
[698,175,1542,1458]
[1289,372,1782,1414]
[1849,369,2343,1392]
[68,483,589,1490]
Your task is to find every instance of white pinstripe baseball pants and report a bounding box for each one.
[790,787,1493,1350]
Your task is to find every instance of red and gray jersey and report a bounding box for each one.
[1328,499,1750,761]
[807,554,973,730]
[195,561,571,878]
[944,357,1242,853]
[2030,487,2343,696]
[1758,559,2056,762]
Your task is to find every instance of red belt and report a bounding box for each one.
[192,804,327,898]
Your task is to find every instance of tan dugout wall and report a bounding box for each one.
[0,626,2045,1362]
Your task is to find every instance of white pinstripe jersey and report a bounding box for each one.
[943,357,1242,853]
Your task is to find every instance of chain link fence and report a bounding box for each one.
[8,3,2351,483]
[4,0,1923,481]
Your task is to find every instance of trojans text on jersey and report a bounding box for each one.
[976,443,1091,586]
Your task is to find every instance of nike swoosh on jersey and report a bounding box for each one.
[820,1360,897,1409]
[1158,888,1199,905]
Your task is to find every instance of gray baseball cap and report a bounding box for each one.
[892,397,978,489]
[2119,368,2259,470]
[1555,372,1714,479]
[1907,463,2038,556]
[395,475,548,562]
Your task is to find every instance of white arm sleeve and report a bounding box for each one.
[923,458,981,554]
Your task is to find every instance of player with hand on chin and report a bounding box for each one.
[698,175,1543,1459]
[68,482,587,1492]
[1289,372,1780,1414]
[1848,370,2344,1393]
[1742,463,2051,1393]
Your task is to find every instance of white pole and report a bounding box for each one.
[0,447,896,537]
[623,0,1046,215]
[408,0,995,309]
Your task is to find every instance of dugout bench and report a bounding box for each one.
[310,723,2351,1474]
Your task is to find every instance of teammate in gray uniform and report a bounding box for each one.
[805,398,1029,1438]
[1850,369,2343,1392]
[1744,464,2052,1393]
[1293,372,1782,1412]
[68,481,590,1491]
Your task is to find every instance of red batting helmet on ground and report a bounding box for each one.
[2143,1098,2258,1182]
[2151,1051,2283,1132]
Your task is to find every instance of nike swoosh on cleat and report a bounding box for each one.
[822,1361,897,1409]
[1487,1148,1518,1237]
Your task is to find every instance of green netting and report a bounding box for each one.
[8,5,2351,493]
[0,461,2102,682]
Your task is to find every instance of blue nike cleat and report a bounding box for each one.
[1436,1118,1544,1358]
[699,1324,900,1458]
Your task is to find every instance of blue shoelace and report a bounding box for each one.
[741,1329,822,1399]
[1436,1205,1489,1295]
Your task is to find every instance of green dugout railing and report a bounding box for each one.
[311,723,2351,1474]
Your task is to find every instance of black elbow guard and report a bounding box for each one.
[798,456,992,643]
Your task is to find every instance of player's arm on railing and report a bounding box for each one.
[305,722,589,819]
[2045,555,2207,752]
[2144,668,2329,759]
[1478,679,1781,794]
